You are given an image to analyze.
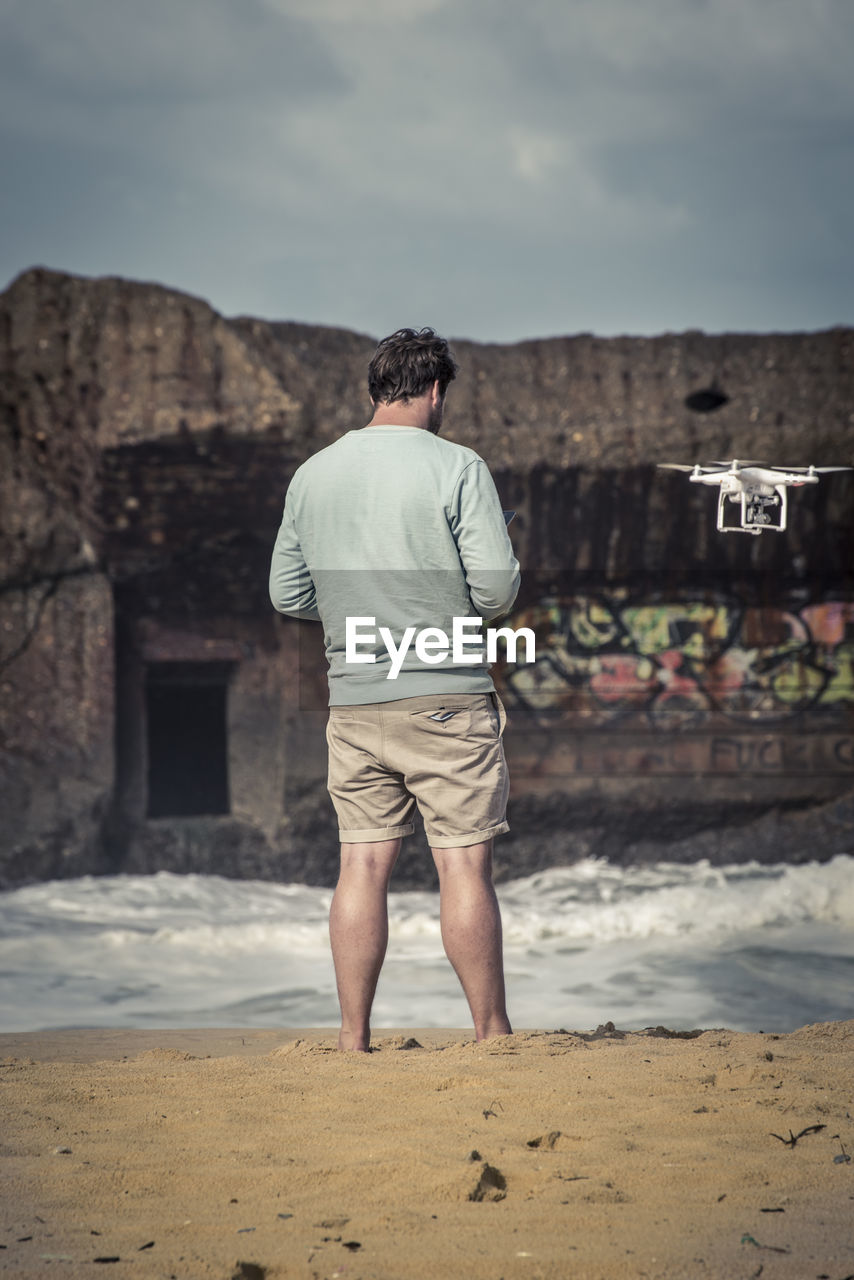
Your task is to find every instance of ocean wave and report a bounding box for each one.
[1,857,852,1033]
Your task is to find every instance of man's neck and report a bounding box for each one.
[367,399,429,429]
[366,383,443,433]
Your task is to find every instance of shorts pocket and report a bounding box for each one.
[408,703,475,735]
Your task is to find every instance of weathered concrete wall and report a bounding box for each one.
[0,574,114,883]
[1,271,114,883]
[1,266,852,887]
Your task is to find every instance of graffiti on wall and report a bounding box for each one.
[496,595,854,730]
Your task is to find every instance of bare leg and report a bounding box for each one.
[329,839,401,1051]
[431,840,512,1041]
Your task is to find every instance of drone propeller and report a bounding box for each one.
[708,459,767,468]
[658,462,728,473]
[770,465,853,473]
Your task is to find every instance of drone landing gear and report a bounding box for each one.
[717,485,788,534]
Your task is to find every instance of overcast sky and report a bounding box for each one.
[1,0,852,343]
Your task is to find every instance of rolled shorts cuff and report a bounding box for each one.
[338,822,416,844]
[426,819,510,849]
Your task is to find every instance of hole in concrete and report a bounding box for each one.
[685,387,729,413]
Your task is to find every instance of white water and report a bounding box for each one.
[1,856,852,1034]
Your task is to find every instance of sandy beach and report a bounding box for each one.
[2,1021,853,1280]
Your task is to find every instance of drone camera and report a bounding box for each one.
[717,485,787,534]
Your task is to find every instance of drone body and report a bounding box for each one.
[657,460,851,534]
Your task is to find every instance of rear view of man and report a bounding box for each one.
[270,327,520,1050]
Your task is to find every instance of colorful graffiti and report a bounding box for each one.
[496,595,854,730]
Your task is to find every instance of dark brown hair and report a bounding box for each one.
[367,327,458,404]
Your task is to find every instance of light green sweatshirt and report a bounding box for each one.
[269,425,520,704]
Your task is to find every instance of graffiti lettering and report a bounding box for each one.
[511,734,854,776]
[499,593,854,732]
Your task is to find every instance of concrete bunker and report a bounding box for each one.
[1,267,852,886]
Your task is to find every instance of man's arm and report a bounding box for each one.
[269,487,321,620]
[449,460,520,621]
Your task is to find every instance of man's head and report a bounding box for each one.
[368,328,457,423]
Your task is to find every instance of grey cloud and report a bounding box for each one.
[0,0,349,106]
[426,0,854,143]
[0,0,852,341]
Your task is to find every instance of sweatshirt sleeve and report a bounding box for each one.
[269,483,321,621]
[449,459,521,621]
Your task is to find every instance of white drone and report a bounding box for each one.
[657,459,852,535]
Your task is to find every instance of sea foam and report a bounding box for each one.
[1,856,852,1034]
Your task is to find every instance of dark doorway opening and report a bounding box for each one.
[146,662,233,818]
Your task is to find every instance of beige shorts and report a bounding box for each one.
[325,692,509,848]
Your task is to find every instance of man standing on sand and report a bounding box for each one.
[269,327,520,1051]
